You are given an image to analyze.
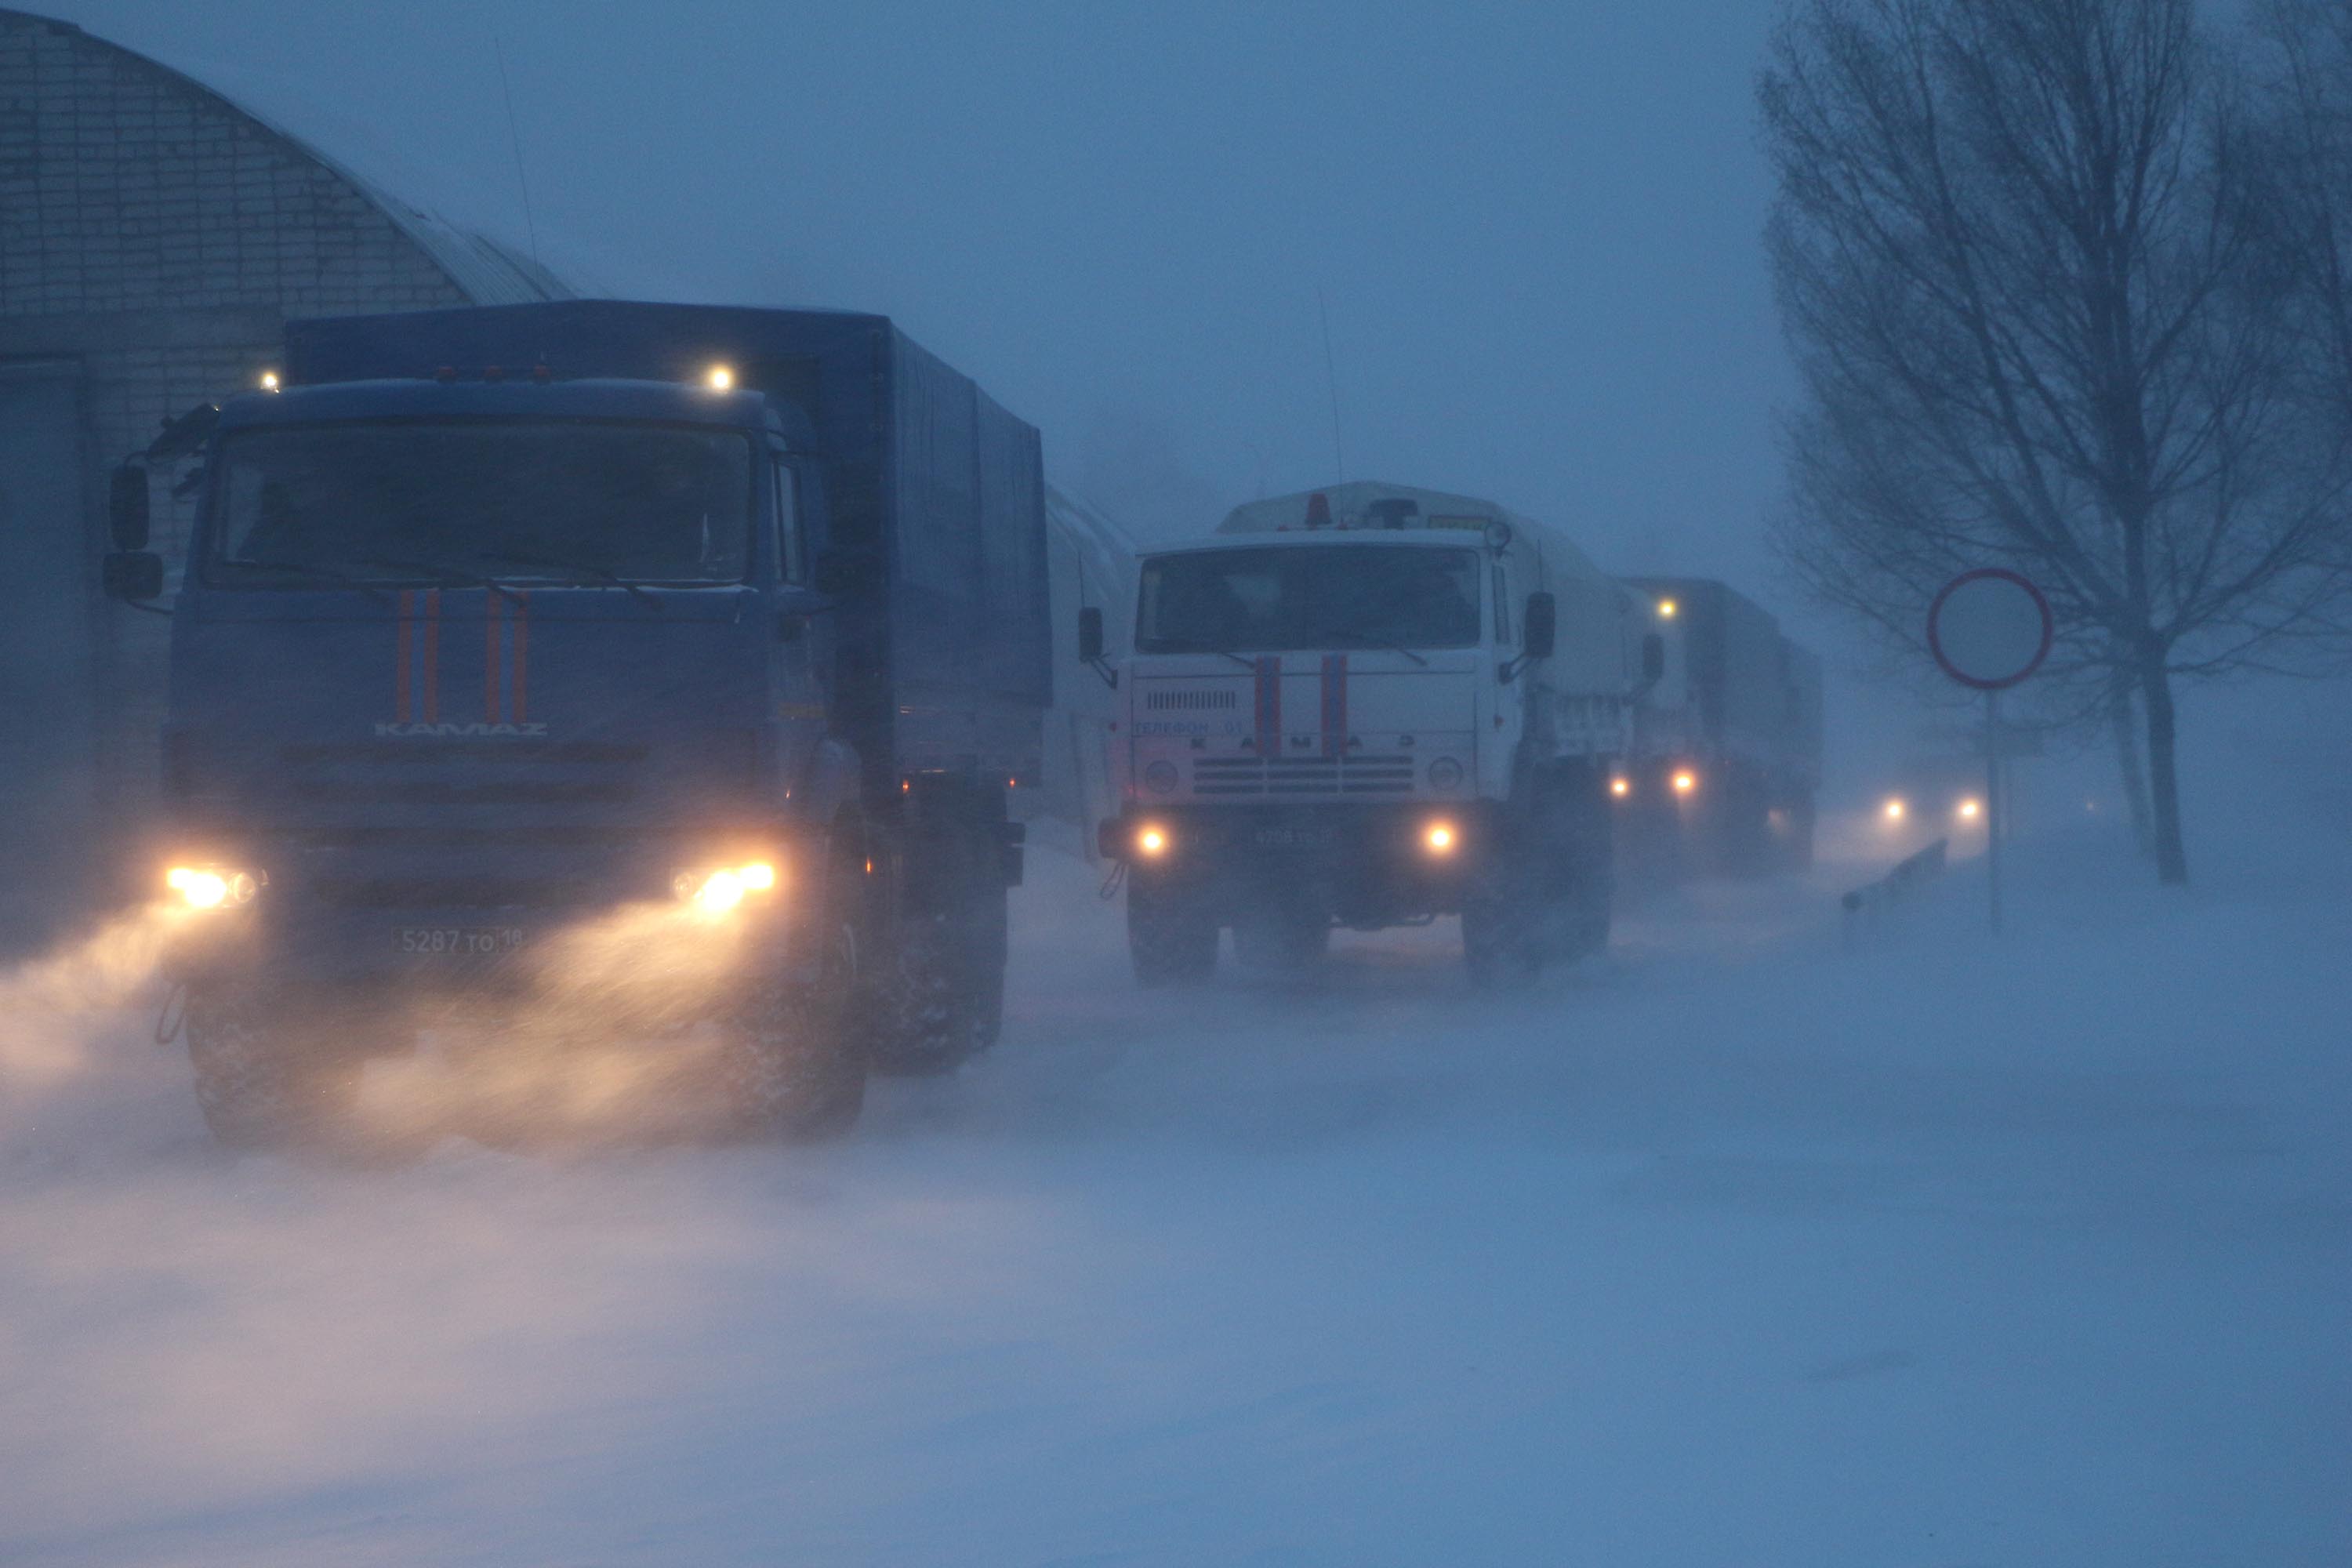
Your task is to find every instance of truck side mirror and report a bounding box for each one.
[1642,632,1665,684]
[1522,592,1556,660]
[1078,606,1105,663]
[103,550,164,601]
[109,464,150,550]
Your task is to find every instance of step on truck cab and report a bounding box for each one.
[105,301,1049,1145]
[1088,481,1640,985]
[1620,578,1824,877]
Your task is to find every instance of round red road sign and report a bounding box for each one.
[1927,568,2053,691]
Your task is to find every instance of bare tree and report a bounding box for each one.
[2259,2,2352,431]
[1762,0,2352,885]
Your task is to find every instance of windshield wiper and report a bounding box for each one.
[353,556,526,606]
[1319,625,1430,666]
[1150,638,1257,670]
[228,558,395,598]
[466,549,658,606]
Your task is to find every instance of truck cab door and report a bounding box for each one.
[767,456,832,801]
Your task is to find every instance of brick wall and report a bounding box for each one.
[1,11,471,563]
[0,9,483,883]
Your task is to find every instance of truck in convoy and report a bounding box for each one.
[1619,577,1823,876]
[102,301,1048,1144]
[1085,481,1641,985]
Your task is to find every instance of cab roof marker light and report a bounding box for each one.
[706,365,735,391]
[258,371,281,392]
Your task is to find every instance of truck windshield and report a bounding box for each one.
[204,419,756,586]
[1135,545,1482,653]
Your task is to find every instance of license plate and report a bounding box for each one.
[1254,826,1335,848]
[395,927,525,956]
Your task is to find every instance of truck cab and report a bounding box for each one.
[109,302,1049,1146]
[1094,481,1637,985]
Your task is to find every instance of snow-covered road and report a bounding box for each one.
[2,823,2346,1566]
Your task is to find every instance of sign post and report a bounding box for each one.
[1927,568,2053,934]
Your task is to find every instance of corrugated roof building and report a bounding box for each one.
[0,6,568,940]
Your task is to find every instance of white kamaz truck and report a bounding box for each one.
[1080,481,1642,985]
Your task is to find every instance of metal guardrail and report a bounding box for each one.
[1841,837,1949,947]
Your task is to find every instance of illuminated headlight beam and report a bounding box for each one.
[165,865,258,909]
[673,858,782,916]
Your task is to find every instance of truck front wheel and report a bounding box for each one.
[1461,896,1541,988]
[867,828,1007,1077]
[1127,877,1218,986]
[186,986,365,1149]
[721,911,866,1139]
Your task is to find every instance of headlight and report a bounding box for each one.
[673,858,782,915]
[166,865,259,909]
[1427,757,1465,792]
[1423,820,1458,855]
[1144,760,1179,793]
[1671,769,1697,796]
[1610,775,1632,799]
[1135,824,1171,858]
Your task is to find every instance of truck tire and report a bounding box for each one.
[867,825,1006,1076]
[186,986,364,1149]
[721,909,866,1139]
[1559,777,1615,960]
[1718,764,1776,878]
[1127,877,1218,986]
[1461,895,1541,988]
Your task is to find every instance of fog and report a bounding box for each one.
[4,2,2349,1562]
[49,1,1786,568]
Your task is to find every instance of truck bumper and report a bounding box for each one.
[162,888,821,1011]
[1104,802,1495,926]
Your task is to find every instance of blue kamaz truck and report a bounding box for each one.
[104,302,1048,1144]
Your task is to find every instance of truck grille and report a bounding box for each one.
[307,875,608,909]
[1145,689,1239,711]
[1190,753,1417,796]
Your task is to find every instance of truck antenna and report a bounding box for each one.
[493,34,543,272]
[1317,286,1345,484]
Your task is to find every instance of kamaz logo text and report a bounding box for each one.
[374,721,549,739]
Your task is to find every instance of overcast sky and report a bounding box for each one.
[45,1,1791,583]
